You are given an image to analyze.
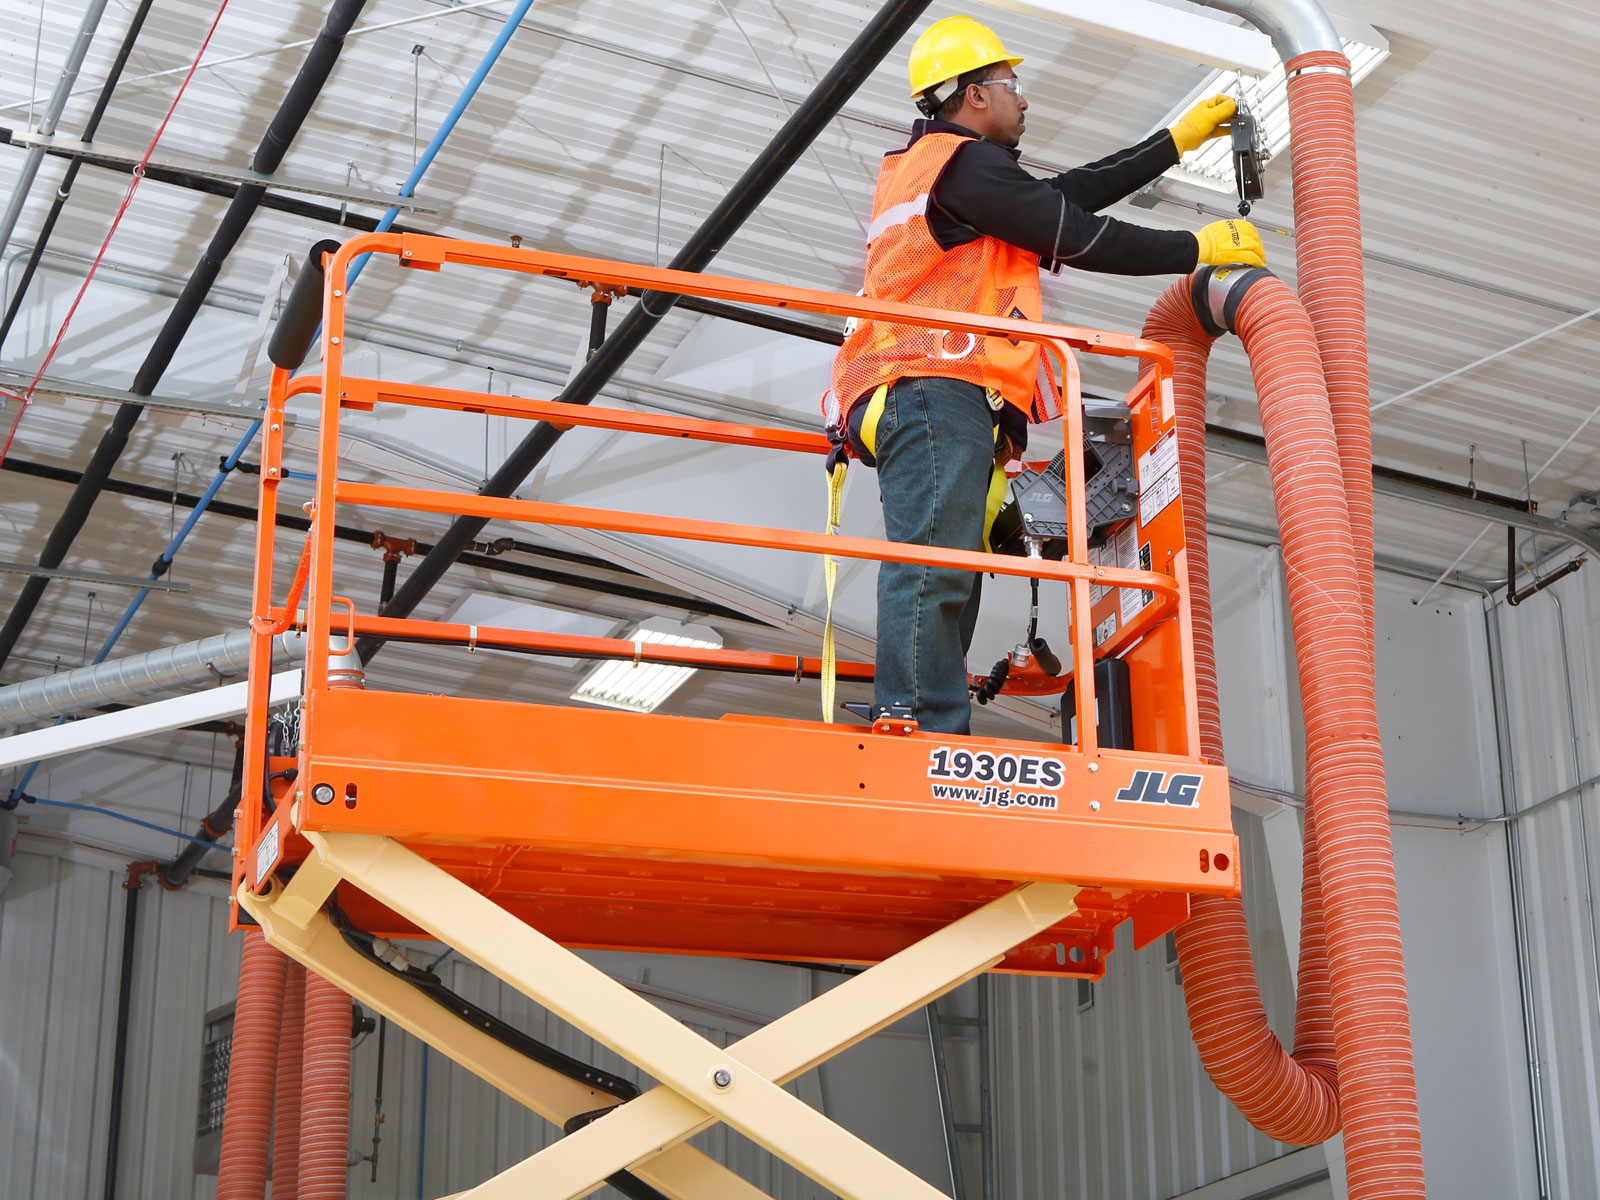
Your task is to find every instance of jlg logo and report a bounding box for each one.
[1114,769,1203,807]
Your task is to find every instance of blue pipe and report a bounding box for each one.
[414,945,453,1197]
[22,795,226,848]
[351,0,538,286]
[416,1045,430,1200]
[10,2,540,797]
[95,421,263,664]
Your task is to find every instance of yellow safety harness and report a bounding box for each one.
[821,383,1010,722]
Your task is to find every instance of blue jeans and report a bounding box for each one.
[869,377,994,734]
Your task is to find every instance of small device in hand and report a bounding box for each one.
[1230,107,1265,216]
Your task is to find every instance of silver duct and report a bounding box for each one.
[1196,0,1342,62]
[0,629,301,725]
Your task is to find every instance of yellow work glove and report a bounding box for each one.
[1169,94,1237,155]
[1195,219,1266,269]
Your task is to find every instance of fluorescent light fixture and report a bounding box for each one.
[1159,28,1389,194]
[571,619,723,713]
[442,591,619,668]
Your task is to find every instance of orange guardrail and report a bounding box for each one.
[232,234,1233,978]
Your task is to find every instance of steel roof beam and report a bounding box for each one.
[1206,424,1600,558]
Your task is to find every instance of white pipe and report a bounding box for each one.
[0,669,302,771]
[0,0,115,253]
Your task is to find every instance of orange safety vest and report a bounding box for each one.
[830,131,1052,428]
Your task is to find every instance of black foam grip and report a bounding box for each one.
[267,239,342,370]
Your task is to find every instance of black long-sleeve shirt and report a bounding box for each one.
[918,120,1199,276]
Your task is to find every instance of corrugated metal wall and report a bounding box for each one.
[1496,567,1600,1198]
[991,811,1300,1199]
[0,839,946,1199]
[0,846,239,1200]
[986,541,1545,1198]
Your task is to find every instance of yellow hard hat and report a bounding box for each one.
[907,15,1023,100]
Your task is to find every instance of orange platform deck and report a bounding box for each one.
[261,686,1237,978]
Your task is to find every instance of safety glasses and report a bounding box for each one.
[975,76,1023,98]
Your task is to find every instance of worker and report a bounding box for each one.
[828,14,1266,735]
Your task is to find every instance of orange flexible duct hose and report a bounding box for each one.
[217,929,288,1200]
[299,970,353,1199]
[272,961,307,1199]
[1144,282,1339,1144]
[1285,51,1426,1197]
[1286,51,1375,652]
[1146,269,1425,1193]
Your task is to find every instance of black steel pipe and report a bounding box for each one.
[356,0,933,662]
[631,288,843,344]
[0,0,155,355]
[587,298,609,360]
[158,740,244,889]
[1507,525,1586,606]
[102,876,140,1200]
[0,127,844,350]
[380,556,399,607]
[0,0,372,672]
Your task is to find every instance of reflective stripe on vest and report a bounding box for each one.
[830,132,1048,424]
[866,193,930,244]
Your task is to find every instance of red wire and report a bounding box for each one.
[0,0,232,471]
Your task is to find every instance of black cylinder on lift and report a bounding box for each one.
[269,239,343,371]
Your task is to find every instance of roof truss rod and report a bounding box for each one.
[0,560,189,592]
[0,129,438,212]
[0,455,760,625]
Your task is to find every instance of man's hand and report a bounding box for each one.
[1169,94,1237,155]
[1195,219,1266,269]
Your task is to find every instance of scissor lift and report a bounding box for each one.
[233,234,1238,1199]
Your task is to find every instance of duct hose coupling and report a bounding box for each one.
[1190,264,1275,338]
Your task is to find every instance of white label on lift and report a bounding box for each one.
[255,821,280,884]
[1131,541,1155,620]
[1094,614,1119,646]
[1140,467,1181,525]
[1138,431,1178,488]
[1138,431,1181,524]
[1121,540,1151,626]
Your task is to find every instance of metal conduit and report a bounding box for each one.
[0,0,113,254]
[0,0,373,673]
[355,0,935,662]
[0,0,155,353]
[0,629,298,726]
